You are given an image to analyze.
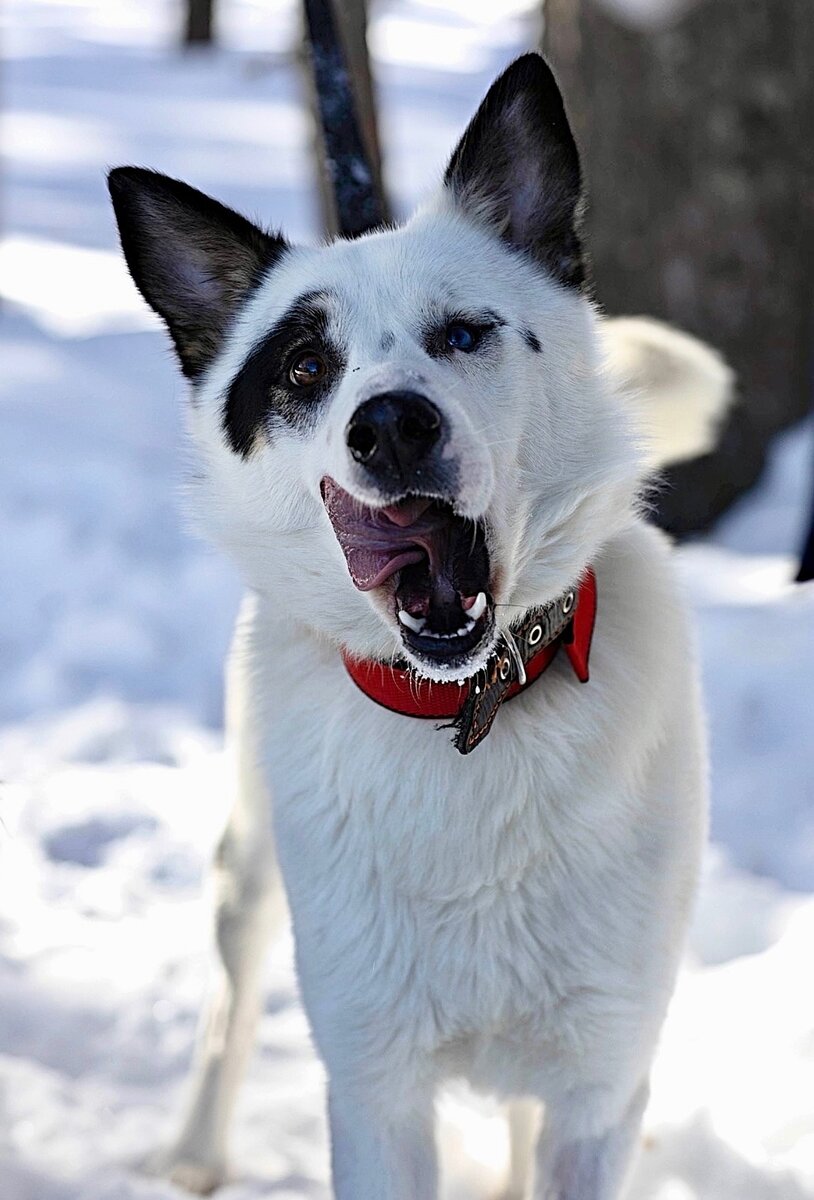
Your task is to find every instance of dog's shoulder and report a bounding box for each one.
[587,519,702,762]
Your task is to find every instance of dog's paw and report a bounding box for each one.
[166,1161,227,1195]
[141,1147,228,1195]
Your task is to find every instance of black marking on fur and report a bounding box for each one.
[521,328,542,353]
[379,331,395,352]
[443,53,587,291]
[108,167,288,380]
[420,310,503,361]
[223,291,345,456]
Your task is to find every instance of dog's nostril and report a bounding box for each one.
[347,421,378,463]
[399,407,441,446]
[347,392,444,479]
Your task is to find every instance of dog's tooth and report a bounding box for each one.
[409,623,474,641]
[468,592,487,621]
[398,610,425,633]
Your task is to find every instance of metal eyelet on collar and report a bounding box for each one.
[562,590,575,615]
[499,656,512,682]
[528,623,543,646]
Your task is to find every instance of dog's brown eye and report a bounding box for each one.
[289,351,327,387]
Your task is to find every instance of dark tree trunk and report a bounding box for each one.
[798,516,814,582]
[797,446,814,581]
[544,0,814,535]
[302,0,389,238]
[184,0,215,47]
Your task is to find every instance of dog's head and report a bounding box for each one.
[109,55,640,682]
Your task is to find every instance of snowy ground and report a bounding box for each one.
[1,1,813,1197]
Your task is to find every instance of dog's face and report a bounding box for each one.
[109,55,640,682]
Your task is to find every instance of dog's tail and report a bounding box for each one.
[601,316,735,470]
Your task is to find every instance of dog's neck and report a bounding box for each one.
[342,569,597,754]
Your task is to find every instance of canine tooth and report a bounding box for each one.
[468,592,487,621]
[398,610,425,633]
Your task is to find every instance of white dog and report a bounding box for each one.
[109,54,728,1200]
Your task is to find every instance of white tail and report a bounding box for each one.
[602,316,735,470]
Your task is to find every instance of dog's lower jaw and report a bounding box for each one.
[390,627,497,685]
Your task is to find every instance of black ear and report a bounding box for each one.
[108,168,288,379]
[444,54,586,290]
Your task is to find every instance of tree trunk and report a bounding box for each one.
[302,0,389,238]
[797,452,814,582]
[544,0,814,535]
[184,0,215,47]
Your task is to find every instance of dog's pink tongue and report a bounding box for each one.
[322,479,434,591]
[381,497,434,528]
[345,546,426,591]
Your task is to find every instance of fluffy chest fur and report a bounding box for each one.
[245,522,704,1097]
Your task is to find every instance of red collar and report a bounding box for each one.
[342,569,597,754]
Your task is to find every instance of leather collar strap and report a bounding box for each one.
[342,569,597,754]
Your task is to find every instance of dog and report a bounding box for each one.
[109,53,726,1200]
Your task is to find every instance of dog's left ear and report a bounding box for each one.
[444,53,585,290]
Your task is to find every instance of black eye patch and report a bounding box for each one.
[222,291,344,456]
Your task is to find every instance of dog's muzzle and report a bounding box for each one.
[346,391,446,494]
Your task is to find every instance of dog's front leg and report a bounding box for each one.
[328,1082,438,1200]
[534,1082,649,1200]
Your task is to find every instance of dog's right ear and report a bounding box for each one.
[443,54,585,290]
[108,168,287,379]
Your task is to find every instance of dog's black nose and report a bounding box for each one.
[346,391,443,485]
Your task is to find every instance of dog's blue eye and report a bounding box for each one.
[445,323,479,353]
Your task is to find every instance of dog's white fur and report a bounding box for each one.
[155,217,715,1200]
[601,316,735,469]
[120,69,733,1200]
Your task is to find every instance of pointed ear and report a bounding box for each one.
[443,54,586,290]
[107,168,288,379]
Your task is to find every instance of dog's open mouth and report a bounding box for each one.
[321,478,495,669]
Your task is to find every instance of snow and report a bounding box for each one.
[1,1,813,1197]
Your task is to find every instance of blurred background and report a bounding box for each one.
[0,1,812,1197]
